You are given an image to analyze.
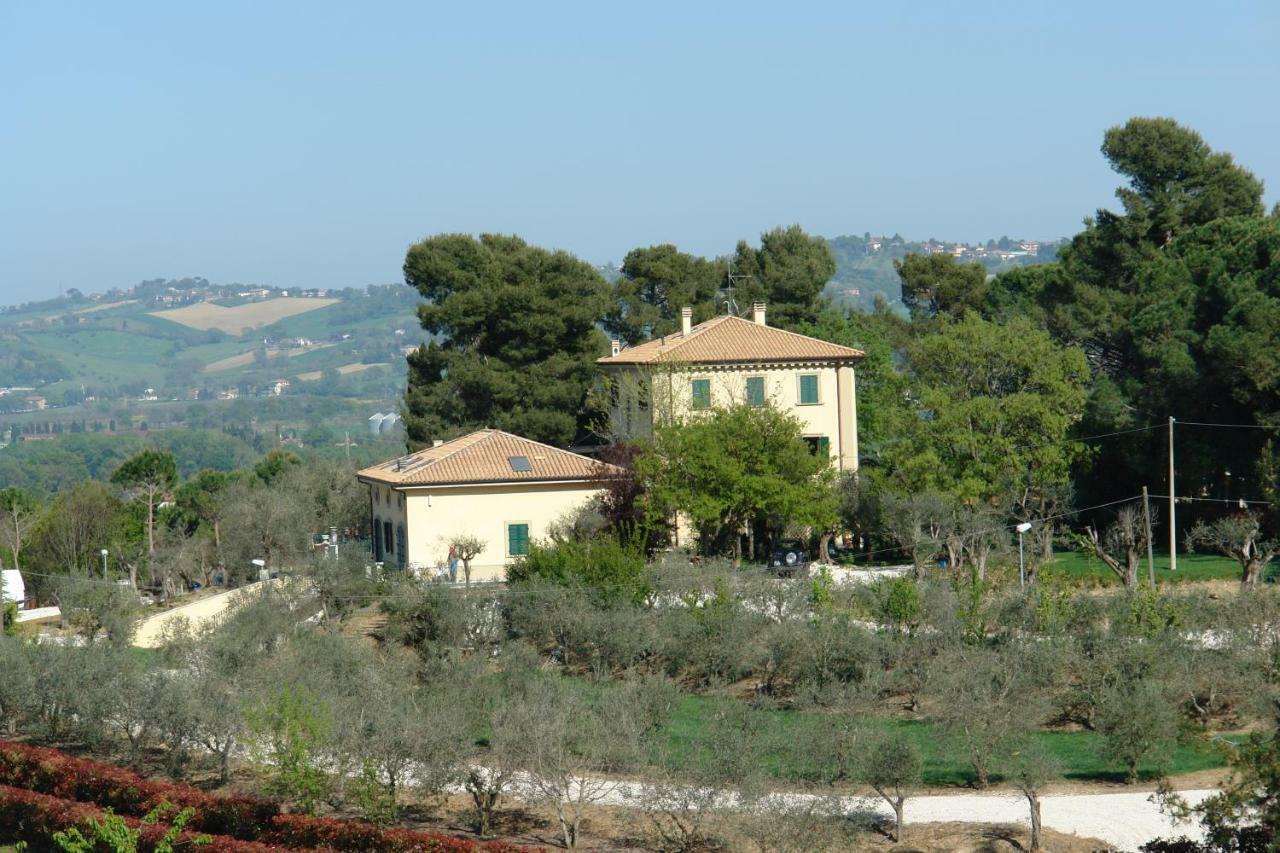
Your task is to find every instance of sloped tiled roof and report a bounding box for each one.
[357,429,621,487]
[597,315,864,366]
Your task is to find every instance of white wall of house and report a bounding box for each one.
[607,361,858,471]
[371,481,602,580]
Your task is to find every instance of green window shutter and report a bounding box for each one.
[691,378,711,410]
[818,436,830,458]
[507,523,530,557]
[745,376,765,407]
[799,374,819,405]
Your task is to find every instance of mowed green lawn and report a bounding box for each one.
[1042,550,1264,587]
[659,694,1229,787]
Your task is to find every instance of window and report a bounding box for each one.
[383,520,393,556]
[507,522,530,557]
[745,376,765,407]
[798,373,820,405]
[804,436,831,458]
[508,455,532,472]
[690,378,711,410]
[373,517,384,561]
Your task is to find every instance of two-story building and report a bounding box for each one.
[597,302,865,471]
[357,429,621,580]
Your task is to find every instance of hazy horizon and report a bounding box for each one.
[3,1,1278,304]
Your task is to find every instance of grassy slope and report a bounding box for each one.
[662,694,1227,787]
[1042,550,1257,586]
[20,329,175,386]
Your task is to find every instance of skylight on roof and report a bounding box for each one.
[508,455,532,472]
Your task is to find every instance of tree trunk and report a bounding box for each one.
[892,797,905,842]
[1027,791,1042,852]
[1040,523,1054,562]
[1243,558,1264,588]
[818,532,832,563]
[147,496,156,556]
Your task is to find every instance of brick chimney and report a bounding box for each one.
[681,306,692,336]
[752,301,767,326]
[610,339,621,357]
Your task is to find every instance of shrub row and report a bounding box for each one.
[0,784,315,852]
[0,741,531,852]
[0,739,272,837]
[266,814,527,852]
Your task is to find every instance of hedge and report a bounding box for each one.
[0,741,533,851]
[0,740,272,837]
[0,784,317,852]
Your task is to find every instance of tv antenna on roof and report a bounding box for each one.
[723,259,751,316]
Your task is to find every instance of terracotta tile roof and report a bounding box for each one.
[357,429,622,487]
[597,315,864,366]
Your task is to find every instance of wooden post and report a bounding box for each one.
[1142,486,1155,587]
[1169,417,1177,572]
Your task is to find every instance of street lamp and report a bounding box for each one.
[1016,523,1032,590]
[100,548,109,577]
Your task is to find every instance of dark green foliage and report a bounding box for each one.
[401,233,612,448]
[605,244,725,344]
[729,225,837,330]
[894,252,988,319]
[635,404,837,559]
[507,535,647,605]
[982,117,1276,514]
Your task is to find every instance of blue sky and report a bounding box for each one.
[2,1,1277,303]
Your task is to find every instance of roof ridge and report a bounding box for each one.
[490,429,597,461]
[400,429,492,468]
[629,314,729,357]
[719,314,864,352]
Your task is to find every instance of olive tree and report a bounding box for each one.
[506,677,660,848]
[1001,737,1063,853]
[1081,504,1149,590]
[1186,512,1280,588]
[858,730,922,842]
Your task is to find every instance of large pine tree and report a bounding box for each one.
[401,233,612,449]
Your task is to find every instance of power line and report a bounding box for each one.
[1176,421,1280,430]
[1178,495,1273,507]
[1008,423,1162,453]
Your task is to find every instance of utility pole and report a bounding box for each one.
[1142,486,1155,587]
[1168,417,1177,572]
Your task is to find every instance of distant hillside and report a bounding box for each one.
[823,233,1064,313]
[0,281,426,455]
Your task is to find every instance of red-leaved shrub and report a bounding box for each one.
[0,784,317,852]
[0,740,272,837]
[0,741,536,851]
[265,813,528,852]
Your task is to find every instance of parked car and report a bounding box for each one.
[768,539,811,576]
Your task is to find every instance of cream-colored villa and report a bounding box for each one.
[357,430,620,579]
[359,302,862,576]
[597,302,865,471]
